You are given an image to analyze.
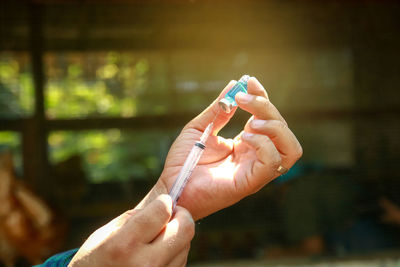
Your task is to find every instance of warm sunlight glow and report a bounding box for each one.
[208,158,240,181]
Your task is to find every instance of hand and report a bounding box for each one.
[140,77,302,220]
[69,195,194,267]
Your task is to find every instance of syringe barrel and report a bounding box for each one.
[169,142,205,208]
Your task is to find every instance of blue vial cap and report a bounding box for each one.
[219,75,250,113]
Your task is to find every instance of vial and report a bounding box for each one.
[218,75,250,113]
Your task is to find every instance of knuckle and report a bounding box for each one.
[132,210,150,226]
[261,97,272,111]
[274,120,287,132]
[262,134,274,148]
[295,143,303,159]
[153,198,172,220]
[257,136,273,156]
[269,152,282,171]
[119,209,138,225]
[184,243,191,252]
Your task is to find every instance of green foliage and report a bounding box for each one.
[45,52,162,118]
[45,52,176,182]
[0,51,215,183]
[48,129,177,183]
[0,53,34,117]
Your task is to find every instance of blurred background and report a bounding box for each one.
[0,0,400,266]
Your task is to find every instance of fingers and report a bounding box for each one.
[246,76,269,99]
[235,77,286,124]
[241,132,282,191]
[236,92,287,124]
[125,194,173,243]
[185,77,269,134]
[185,80,237,135]
[247,119,303,168]
[152,206,195,264]
[70,196,193,266]
[166,245,190,267]
[237,76,302,171]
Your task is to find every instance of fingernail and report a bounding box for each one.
[236,92,252,103]
[251,119,266,129]
[242,132,254,139]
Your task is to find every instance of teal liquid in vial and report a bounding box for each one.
[218,75,250,113]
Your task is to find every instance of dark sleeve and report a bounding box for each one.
[34,248,79,267]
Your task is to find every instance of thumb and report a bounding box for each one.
[184,80,237,135]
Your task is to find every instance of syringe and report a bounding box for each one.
[169,122,214,209]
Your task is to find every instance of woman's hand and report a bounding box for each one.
[69,194,194,267]
[139,77,302,220]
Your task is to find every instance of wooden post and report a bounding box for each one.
[23,2,49,196]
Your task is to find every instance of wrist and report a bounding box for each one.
[135,178,168,210]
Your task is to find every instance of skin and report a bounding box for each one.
[69,195,194,267]
[69,77,302,266]
[138,77,303,220]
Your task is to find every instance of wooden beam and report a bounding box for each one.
[1,107,399,132]
[0,119,27,131]
[40,107,400,131]
[2,1,398,51]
